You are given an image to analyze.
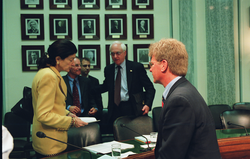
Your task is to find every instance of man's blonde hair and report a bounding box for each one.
[149,38,188,76]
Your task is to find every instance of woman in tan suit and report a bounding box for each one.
[32,39,88,158]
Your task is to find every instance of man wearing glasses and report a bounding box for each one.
[81,57,103,120]
[149,39,221,159]
[62,57,100,118]
[97,41,155,132]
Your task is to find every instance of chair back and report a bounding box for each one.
[220,109,250,129]
[113,116,153,141]
[208,104,231,129]
[67,123,101,151]
[152,107,162,132]
[233,102,250,110]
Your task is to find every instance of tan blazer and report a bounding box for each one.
[32,66,71,156]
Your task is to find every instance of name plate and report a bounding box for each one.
[28,5,36,8]
[112,5,120,8]
[112,35,120,38]
[85,35,93,39]
[139,5,147,8]
[85,5,93,8]
[57,35,65,39]
[139,35,147,38]
[29,35,37,39]
[30,66,38,70]
[57,5,65,8]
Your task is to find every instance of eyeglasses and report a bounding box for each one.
[72,64,81,67]
[110,52,123,56]
[149,60,162,68]
[82,65,90,67]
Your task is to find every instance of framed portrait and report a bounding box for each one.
[49,0,72,9]
[78,45,100,70]
[133,44,150,68]
[105,44,128,66]
[132,0,153,10]
[22,45,45,71]
[132,14,154,39]
[105,14,127,40]
[49,14,72,40]
[21,14,44,40]
[78,0,100,9]
[105,0,127,10]
[21,0,43,9]
[78,15,100,40]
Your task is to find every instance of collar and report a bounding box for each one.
[162,76,182,100]
[67,74,79,83]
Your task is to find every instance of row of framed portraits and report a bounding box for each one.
[22,44,151,71]
[21,14,154,40]
[21,0,153,10]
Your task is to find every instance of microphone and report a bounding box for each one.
[227,122,249,136]
[120,124,152,152]
[36,131,92,159]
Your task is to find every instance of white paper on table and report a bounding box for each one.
[79,117,100,123]
[121,151,137,158]
[84,141,134,154]
[140,143,156,148]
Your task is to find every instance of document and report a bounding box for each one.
[84,141,134,154]
[79,117,100,123]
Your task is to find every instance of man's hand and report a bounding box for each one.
[69,106,81,115]
[142,105,150,115]
[88,107,97,116]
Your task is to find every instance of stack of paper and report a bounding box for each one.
[79,117,100,123]
[84,141,134,154]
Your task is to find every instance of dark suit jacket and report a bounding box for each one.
[155,77,221,159]
[99,60,155,121]
[88,75,103,119]
[62,75,97,117]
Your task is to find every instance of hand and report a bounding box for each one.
[88,107,97,116]
[67,112,77,118]
[142,105,150,115]
[74,117,88,128]
[69,106,81,115]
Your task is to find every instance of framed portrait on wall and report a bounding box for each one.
[105,14,127,40]
[22,45,45,71]
[105,0,127,10]
[133,44,150,68]
[78,45,100,70]
[78,0,100,9]
[49,14,72,40]
[49,0,72,9]
[21,14,44,40]
[105,44,128,66]
[132,14,154,39]
[21,0,43,9]
[132,0,153,10]
[78,15,100,40]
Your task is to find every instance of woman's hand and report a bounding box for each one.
[74,117,88,128]
[67,112,77,118]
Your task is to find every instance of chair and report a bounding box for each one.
[4,112,33,158]
[220,109,250,129]
[113,116,154,141]
[67,123,102,151]
[208,104,231,129]
[152,107,162,132]
[233,102,250,110]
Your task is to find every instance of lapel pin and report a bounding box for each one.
[130,70,132,72]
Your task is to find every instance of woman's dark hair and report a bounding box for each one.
[37,39,77,69]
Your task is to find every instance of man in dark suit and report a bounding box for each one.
[81,57,103,119]
[98,41,155,131]
[149,39,221,159]
[63,57,100,118]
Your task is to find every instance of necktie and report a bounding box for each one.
[114,66,121,106]
[73,79,81,116]
[162,96,165,107]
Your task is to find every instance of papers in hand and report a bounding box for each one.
[84,141,134,154]
[79,117,100,123]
